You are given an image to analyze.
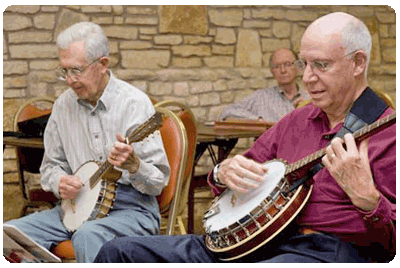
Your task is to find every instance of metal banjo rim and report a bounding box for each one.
[206,184,313,260]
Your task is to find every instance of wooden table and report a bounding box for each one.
[3,136,44,149]
[195,124,266,165]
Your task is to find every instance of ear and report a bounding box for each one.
[353,50,367,77]
[99,56,109,74]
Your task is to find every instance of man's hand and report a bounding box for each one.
[108,133,140,174]
[322,133,380,212]
[217,155,268,194]
[59,175,83,200]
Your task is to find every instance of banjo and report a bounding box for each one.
[61,112,163,232]
[203,113,396,261]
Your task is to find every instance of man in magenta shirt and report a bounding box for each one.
[94,12,395,263]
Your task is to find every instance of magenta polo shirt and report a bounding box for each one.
[209,103,395,253]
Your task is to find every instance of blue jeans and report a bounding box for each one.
[6,183,160,262]
[93,231,372,263]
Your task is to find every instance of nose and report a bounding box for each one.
[302,64,318,84]
[279,64,287,73]
[65,73,79,86]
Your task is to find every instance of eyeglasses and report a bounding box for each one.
[270,61,294,70]
[55,58,100,81]
[294,50,357,73]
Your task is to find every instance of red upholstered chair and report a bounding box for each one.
[51,106,190,261]
[12,97,58,215]
[154,100,198,232]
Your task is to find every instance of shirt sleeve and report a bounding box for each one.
[357,194,396,257]
[356,119,396,257]
[118,100,170,196]
[124,129,171,196]
[40,104,72,198]
[219,91,263,120]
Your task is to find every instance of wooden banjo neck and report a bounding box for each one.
[87,112,164,189]
[285,112,396,186]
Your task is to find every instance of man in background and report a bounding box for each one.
[219,48,309,122]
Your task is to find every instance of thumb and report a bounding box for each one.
[116,133,126,143]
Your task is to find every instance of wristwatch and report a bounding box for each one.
[213,164,226,186]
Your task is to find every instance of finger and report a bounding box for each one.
[116,133,126,143]
[330,137,346,159]
[359,138,370,165]
[63,175,83,187]
[321,154,331,168]
[236,166,265,184]
[324,146,337,162]
[343,133,358,155]
[226,174,254,194]
[68,178,83,189]
[239,158,268,178]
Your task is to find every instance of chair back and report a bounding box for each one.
[155,106,189,235]
[13,97,58,205]
[155,101,198,216]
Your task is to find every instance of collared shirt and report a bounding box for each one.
[209,101,395,254]
[40,71,170,197]
[218,85,309,122]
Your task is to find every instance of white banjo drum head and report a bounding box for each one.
[204,160,286,232]
[61,161,101,232]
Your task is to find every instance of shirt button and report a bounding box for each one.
[95,134,99,139]
[91,112,96,116]
[99,156,103,161]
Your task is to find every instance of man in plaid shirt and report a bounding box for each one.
[219,48,309,122]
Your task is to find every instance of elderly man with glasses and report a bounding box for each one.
[94,12,395,263]
[5,22,170,263]
[219,48,309,122]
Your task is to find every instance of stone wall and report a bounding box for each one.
[3,5,396,221]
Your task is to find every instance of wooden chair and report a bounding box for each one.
[51,106,190,260]
[154,100,198,234]
[12,96,58,215]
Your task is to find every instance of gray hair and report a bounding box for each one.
[341,17,372,74]
[56,21,109,63]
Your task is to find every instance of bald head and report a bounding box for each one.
[305,12,355,38]
[302,12,371,65]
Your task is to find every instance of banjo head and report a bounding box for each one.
[204,159,286,233]
[61,161,102,232]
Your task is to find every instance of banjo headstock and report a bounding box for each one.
[126,112,164,144]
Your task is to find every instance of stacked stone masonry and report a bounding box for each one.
[3,5,396,221]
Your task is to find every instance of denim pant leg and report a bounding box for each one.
[94,235,218,263]
[73,207,159,263]
[6,206,71,250]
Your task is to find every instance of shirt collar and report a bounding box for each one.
[276,84,300,101]
[306,104,344,134]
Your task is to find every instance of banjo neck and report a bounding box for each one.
[87,112,164,189]
[285,113,396,178]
